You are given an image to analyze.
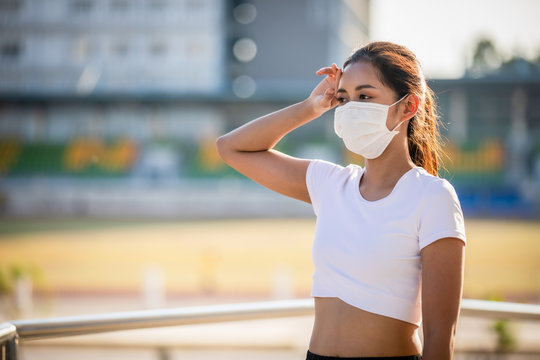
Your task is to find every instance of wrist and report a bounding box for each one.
[300,97,323,120]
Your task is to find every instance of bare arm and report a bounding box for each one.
[216,64,342,203]
[421,237,466,360]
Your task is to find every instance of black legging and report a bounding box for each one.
[306,349,422,360]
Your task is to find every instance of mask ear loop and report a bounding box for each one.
[389,93,409,107]
[390,119,406,132]
[389,94,409,132]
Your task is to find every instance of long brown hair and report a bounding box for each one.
[342,41,445,177]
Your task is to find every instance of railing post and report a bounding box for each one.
[5,336,18,360]
[0,322,18,360]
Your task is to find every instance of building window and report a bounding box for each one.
[110,0,129,11]
[69,0,93,13]
[0,41,21,60]
[0,0,22,11]
[186,40,204,56]
[186,0,204,11]
[147,0,167,11]
[72,37,92,62]
[111,41,129,57]
[149,42,167,57]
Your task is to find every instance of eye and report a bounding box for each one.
[336,94,371,105]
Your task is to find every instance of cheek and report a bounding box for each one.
[385,108,399,131]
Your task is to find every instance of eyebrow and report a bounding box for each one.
[336,84,376,93]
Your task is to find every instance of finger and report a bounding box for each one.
[316,70,336,79]
[335,68,342,92]
[316,67,333,75]
[316,65,340,75]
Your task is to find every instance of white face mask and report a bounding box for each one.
[334,94,408,159]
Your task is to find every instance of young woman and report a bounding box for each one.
[216,41,466,360]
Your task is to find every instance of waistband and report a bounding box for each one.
[306,350,422,360]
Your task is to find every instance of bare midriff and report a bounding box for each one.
[309,297,423,357]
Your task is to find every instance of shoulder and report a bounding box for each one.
[412,167,459,200]
[305,159,361,203]
[414,168,467,249]
[307,158,346,172]
[307,158,361,181]
[408,167,464,217]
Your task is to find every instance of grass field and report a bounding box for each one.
[1,217,539,302]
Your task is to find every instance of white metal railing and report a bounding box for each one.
[0,322,17,360]
[1,298,540,360]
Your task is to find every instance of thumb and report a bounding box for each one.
[324,87,335,99]
[323,88,336,106]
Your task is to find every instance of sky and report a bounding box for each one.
[369,0,540,78]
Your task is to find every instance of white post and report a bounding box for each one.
[14,275,32,318]
[141,264,166,309]
[272,265,294,300]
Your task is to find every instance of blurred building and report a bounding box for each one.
[1,0,539,219]
[430,61,540,217]
[0,0,368,97]
[0,0,371,218]
[0,0,224,95]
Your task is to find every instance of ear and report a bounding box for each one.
[401,94,420,121]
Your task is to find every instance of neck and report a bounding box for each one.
[362,136,416,189]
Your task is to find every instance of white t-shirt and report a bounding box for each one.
[305,159,467,327]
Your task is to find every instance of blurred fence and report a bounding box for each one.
[0,132,537,218]
[2,298,540,360]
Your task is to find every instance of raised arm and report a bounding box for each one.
[216,64,342,203]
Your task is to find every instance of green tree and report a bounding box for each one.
[469,37,503,76]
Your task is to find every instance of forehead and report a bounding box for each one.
[339,61,384,90]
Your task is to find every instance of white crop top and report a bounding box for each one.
[306,159,467,327]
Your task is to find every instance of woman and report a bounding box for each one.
[216,41,466,360]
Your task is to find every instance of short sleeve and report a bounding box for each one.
[305,159,345,216]
[418,179,467,250]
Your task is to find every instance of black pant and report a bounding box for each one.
[306,349,422,360]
